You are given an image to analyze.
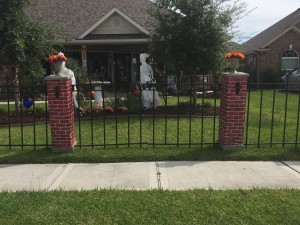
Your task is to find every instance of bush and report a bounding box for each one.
[0,108,6,115]
[66,58,88,84]
[34,106,45,113]
[202,101,211,108]
[127,95,141,113]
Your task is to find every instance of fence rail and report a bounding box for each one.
[245,82,300,148]
[0,79,300,150]
[0,80,50,150]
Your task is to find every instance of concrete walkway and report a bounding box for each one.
[1,161,300,191]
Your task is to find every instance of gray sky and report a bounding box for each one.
[236,0,299,43]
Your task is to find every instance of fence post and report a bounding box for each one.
[45,75,76,152]
[219,72,249,151]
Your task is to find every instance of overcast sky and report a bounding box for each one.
[235,0,299,43]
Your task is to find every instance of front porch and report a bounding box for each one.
[63,44,148,91]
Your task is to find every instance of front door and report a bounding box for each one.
[87,52,108,81]
[113,53,131,91]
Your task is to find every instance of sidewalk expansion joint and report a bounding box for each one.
[156,162,162,189]
[46,164,69,191]
[280,161,300,176]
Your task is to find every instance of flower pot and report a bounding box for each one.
[229,58,239,73]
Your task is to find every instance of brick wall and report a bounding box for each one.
[259,29,300,77]
[45,75,76,151]
[219,72,249,150]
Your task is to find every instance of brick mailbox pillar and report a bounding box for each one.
[219,72,249,151]
[45,75,76,152]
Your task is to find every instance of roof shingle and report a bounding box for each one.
[27,0,156,39]
[243,8,300,53]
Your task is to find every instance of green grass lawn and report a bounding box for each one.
[0,145,299,164]
[1,92,300,225]
[76,116,218,147]
[0,90,300,163]
[0,189,299,225]
[245,90,300,147]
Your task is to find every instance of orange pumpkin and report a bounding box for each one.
[87,91,95,97]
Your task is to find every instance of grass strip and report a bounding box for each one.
[0,145,299,164]
[0,189,299,225]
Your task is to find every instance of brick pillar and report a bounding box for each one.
[45,75,76,152]
[219,72,249,151]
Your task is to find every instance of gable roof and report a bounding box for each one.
[78,7,150,39]
[27,0,156,40]
[242,8,300,54]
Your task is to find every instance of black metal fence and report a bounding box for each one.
[1,77,300,150]
[73,76,219,148]
[0,78,50,150]
[245,82,300,148]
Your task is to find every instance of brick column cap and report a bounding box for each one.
[45,74,72,81]
[222,72,249,77]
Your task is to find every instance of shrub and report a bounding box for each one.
[34,106,45,113]
[127,95,141,113]
[202,101,211,108]
[0,108,6,115]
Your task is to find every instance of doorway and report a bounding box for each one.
[87,52,108,81]
[113,53,131,90]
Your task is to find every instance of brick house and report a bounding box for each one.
[242,8,300,83]
[0,0,157,87]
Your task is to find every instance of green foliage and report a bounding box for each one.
[0,0,62,84]
[177,101,191,107]
[150,0,247,75]
[104,96,141,113]
[66,58,88,84]
[0,189,300,225]
[124,95,141,113]
[34,106,45,114]
[0,108,5,115]
[201,101,211,108]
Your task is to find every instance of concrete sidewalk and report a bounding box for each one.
[1,161,300,191]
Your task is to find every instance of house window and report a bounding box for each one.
[281,49,299,71]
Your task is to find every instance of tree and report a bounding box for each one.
[0,0,62,111]
[66,58,88,85]
[0,0,61,82]
[150,0,247,75]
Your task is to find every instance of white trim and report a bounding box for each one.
[62,38,150,45]
[263,26,300,48]
[78,7,150,39]
[282,57,299,59]
[291,25,300,34]
[282,48,299,57]
[244,49,270,55]
[244,50,255,55]
[256,48,270,52]
[292,17,300,29]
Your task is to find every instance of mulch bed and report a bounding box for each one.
[79,105,219,118]
[0,113,48,125]
[0,106,219,125]
[141,106,219,116]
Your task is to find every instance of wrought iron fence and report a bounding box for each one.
[0,78,50,150]
[245,82,300,148]
[1,76,300,150]
[74,77,219,148]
